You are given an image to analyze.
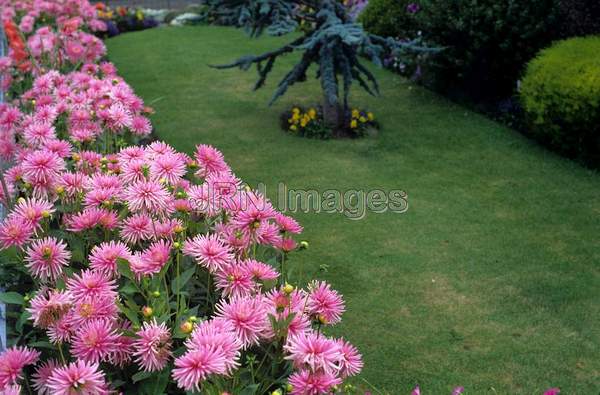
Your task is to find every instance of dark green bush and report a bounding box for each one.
[358,0,421,39]
[557,0,600,37]
[415,0,559,99]
[520,36,600,163]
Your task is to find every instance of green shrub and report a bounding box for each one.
[358,0,421,39]
[520,36,600,163]
[417,0,559,99]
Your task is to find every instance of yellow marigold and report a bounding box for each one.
[351,109,360,119]
[292,107,300,114]
[350,120,358,129]
[359,116,367,123]
[292,112,300,121]
[367,112,374,121]
[308,108,317,119]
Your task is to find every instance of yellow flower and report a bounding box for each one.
[292,107,300,114]
[290,125,298,131]
[350,120,358,129]
[367,112,374,121]
[136,10,144,21]
[292,112,300,121]
[351,109,360,119]
[359,116,367,123]
[288,118,294,124]
[308,108,317,119]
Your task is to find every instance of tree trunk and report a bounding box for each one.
[322,95,344,137]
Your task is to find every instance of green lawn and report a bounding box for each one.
[107,26,600,394]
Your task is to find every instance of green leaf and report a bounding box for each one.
[172,266,196,294]
[0,292,24,305]
[132,370,153,383]
[120,281,138,295]
[240,384,260,395]
[28,341,56,350]
[117,258,135,281]
[117,300,140,327]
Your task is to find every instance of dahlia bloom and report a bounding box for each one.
[89,241,132,276]
[215,296,269,348]
[70,319,119,364]
[172,346,228,392]
[69,295,119,327]
[10,197,54,229]
[183,234,233,273]
[27,290,72,329]
[133,319,173,372]
[120,213,154,245]
[66,269,118,300]
[124,179,173,215]
[0,346,40,389]
[194,144,229,178]
[24,237,71,281]
[336,338,363,378]
[306,281,345,325]
[242,259,279,282]
[0,216,34,249]
[284,332,342,374]
[129,240,172,277]
[287,369,342,395]
[184,319,241,374]
[46,360,109,395]
[214,262,256,298]
[32,359,60,395]
[150,151,186,185]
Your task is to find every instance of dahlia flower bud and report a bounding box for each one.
[180,321,193,334]
[142,306,153,318]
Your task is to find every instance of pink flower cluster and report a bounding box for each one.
[0,136,359,392]
[0,66,152,166]
[0,2,363,394]
[1,0,107,91]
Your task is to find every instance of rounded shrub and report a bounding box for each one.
[358,0,421,39]
[520,36,600,163]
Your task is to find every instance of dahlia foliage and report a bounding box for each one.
[0,1,362,394]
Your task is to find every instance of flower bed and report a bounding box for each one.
[281,106,378,140]
[0,1,363,394]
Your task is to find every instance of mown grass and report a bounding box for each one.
[107,26,600,394]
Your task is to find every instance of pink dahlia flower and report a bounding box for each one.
[287,369,342,395]
[0,346,40,389]
[32,359,60,395]
[11,197,54,230]
[183,234,233,273]
[27,290,72,329]
[89,241,132,276]
[25,237,71,281]
[120,213,154,245]
[0,217,34,249]
[172,346,227,392]
[184,319,241,374]
[133,319,172,372]
[284,332,342,375]
[123,179,173,215]
[194,144,229,178]
[215,262,256,298]
[306,281,345,325]
[67,269,118,300]
[336,339,363,378]
[71,319,119,364]
[46,360,109,395]
[215,296,269,348]
[242,259,279,282]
